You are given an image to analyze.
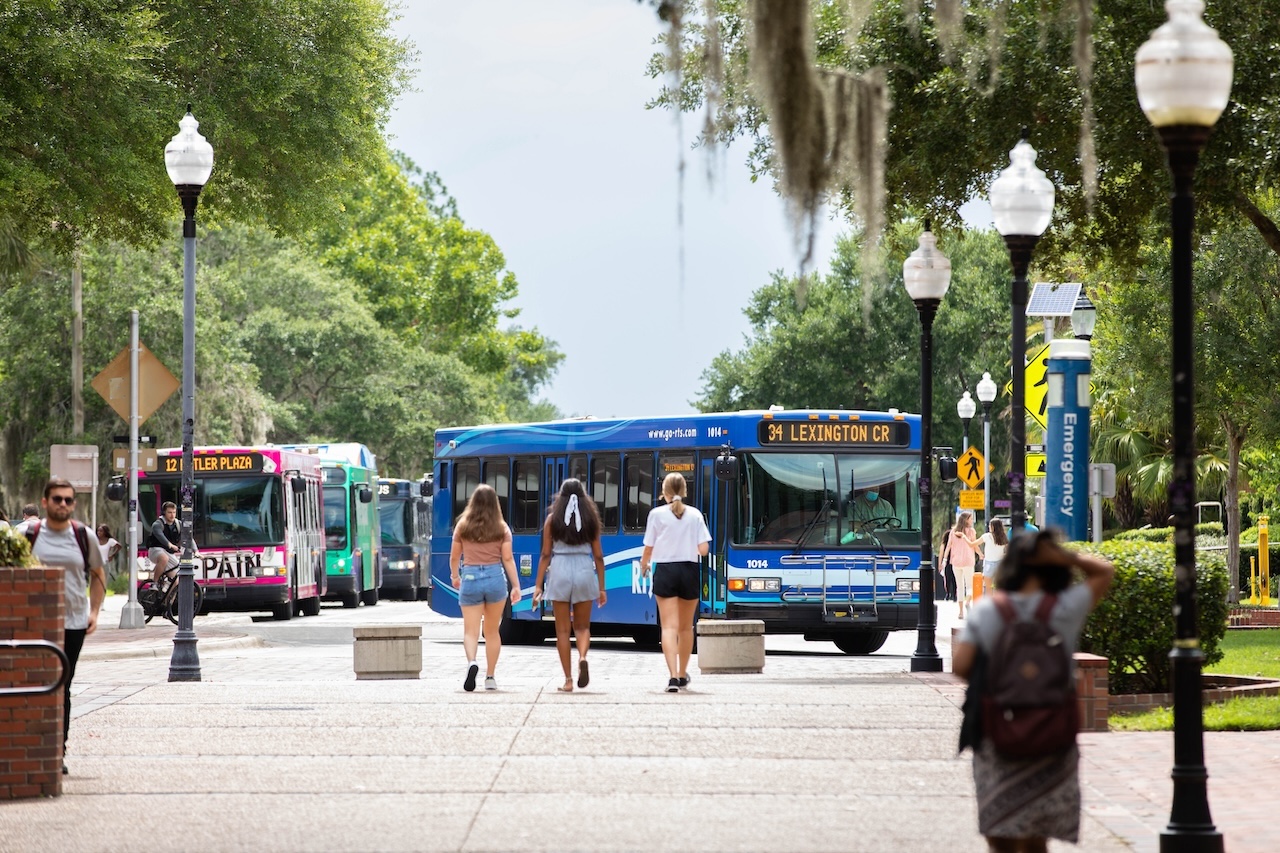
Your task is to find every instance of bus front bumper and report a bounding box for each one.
[724,600,924,632]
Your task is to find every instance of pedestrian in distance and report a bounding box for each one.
[23,477,106,776]
[449,484,522,692]
[14,503,39,534]
[533,479,607,692]
[96,523,121,579]
[952,530,1114,853]
[941,510,982,618]
[979,518,1008,586]
[640,473,711,693]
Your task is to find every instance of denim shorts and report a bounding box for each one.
[458,563,508,605]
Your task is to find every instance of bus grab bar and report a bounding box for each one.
[0,639,70,697]
[778,554,911,616]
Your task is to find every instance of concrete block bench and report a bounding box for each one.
[696,619,766,674]
[353,625,422,680]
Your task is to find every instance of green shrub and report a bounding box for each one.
[0,526,35,567]
[108,570,131,595]
[1195,522,1224,538]
[1240,526,1259,544]
[1114,526,1174,543]
[1078,541,1229,694]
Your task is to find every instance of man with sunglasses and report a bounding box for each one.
[26,477,105,776]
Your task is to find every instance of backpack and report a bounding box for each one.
[25,519,94,583]
[981,591,1079,760]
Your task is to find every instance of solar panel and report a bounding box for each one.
[1026,282,1082,317]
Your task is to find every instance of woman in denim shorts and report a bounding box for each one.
[450,485,522,692]
[640,473,711,693]
[533,479,607,692]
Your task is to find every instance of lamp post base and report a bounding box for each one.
[1159,830,1223,853]
[168,632,201,682]
[118,601,145,629]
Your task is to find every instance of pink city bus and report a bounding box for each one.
[139,446,327,620]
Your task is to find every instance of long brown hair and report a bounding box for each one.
[662,472,688,519]
[454,484,508,543]
[988,518,1008,546]
[546,478,600,545]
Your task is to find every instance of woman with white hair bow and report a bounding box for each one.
[534,478,607,692]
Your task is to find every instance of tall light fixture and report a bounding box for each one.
[1135,2,1232,849]
[163,106,213,682]
[976,372,998,525]
[903,220,950,673]
[957,391,976,459]
[989,130,1055,538]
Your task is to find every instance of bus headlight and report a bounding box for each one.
[896,578,920,593]
[389,560,415,570]
[747,577,781,593]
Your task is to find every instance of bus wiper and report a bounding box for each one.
[793,497,831,554]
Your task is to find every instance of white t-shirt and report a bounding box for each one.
[980,533,1007,564]
[98,537,120,566]
[29,520,105,631]
[643,502,711,563]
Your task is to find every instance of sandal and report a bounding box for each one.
[577,660,590,689]
[556,680,574,693]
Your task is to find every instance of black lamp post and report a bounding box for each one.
[989,131,1055,538]
[976,372,998,525]
[903,221,951,673]
[163,106,213,682]
[1136,2,1233,849]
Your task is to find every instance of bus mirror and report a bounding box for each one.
[419,479,431,497]
[106,476,126,502]
[358,485,373,504]
[714,452,738,482]
[290,477,306,494]
[937,455,958,483]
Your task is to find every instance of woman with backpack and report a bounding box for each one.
[532,479,608,692]
[952,530,1114,853]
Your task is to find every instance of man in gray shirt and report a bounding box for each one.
[27,477,105,776]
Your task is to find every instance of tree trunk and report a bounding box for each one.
[1221,415,1246,604]
[72,248,84,436]
[1237,192,1280,256]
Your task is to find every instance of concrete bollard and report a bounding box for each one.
[696,619,766,674]
[353,625,422,680]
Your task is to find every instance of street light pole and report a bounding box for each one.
[977,373,998,526]
[164,107,213,683]
[957,390,976,468]
[1135,3,1232,849]
[989,131,1055,538]
[903,221,950,674]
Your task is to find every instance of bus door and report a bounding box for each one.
[699,454,727,616]
[540,456,568,613]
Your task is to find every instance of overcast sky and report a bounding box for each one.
[383,1,840,419]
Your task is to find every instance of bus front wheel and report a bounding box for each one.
[833,632,888,655]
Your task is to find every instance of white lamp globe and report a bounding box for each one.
[957,391,977,421]
[164,110,214,187]
[1135,0,1233,129]
[977,372,998,405]
[989,135,1055,238]
[902,225,952,302]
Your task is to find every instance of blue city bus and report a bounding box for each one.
[430,409,925,654]
[376,477,432,601]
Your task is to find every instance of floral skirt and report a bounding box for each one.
[972,740,1080,842]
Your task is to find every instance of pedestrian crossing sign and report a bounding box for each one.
[956,446,990,489]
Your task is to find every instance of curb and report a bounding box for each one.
[79,634,263,662]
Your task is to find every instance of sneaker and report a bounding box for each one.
[484,676,497,691]
[676,675,690,689]
[463,663,479,692]
[666,677,680,693]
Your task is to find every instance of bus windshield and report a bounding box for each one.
[378,499,413,546]
[141,475,284,548]
[323,486,348,550]
[737,452,919,547]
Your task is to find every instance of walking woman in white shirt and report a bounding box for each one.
[640,473,711,693]
[979,518,1008,584]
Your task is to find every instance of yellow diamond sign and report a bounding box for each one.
[956,446,991,489]
[91,343,179,424]
[1003,343,1052,430]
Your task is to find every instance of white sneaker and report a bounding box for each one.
[484,676,497,691]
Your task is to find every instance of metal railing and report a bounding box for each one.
[0,639,69,697]
[778,553,913,622]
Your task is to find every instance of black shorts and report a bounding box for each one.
[652,561,700,600]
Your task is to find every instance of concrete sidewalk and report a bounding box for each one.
[4,597,1274,853]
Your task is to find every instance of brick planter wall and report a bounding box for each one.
[0,567,65,800]
[1109,673,1280,717]
[1074,653,1109,732]
[1228,606,1280,628]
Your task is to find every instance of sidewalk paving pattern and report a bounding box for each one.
[2,596,1276,853]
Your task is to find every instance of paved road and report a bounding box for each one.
[2,594,1273,852]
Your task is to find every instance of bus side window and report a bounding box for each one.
[453,459,479,523]
[512,458,540,532]
[590,454,620,533]
[482,457,510,522]
[569,454,587,484]
[624,452,655,533]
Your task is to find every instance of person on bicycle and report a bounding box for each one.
[148,502,181,585]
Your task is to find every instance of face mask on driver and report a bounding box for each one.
[864,492,878,503]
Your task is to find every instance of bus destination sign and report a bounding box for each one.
[161,452,264,474]
[757,420,910,447]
